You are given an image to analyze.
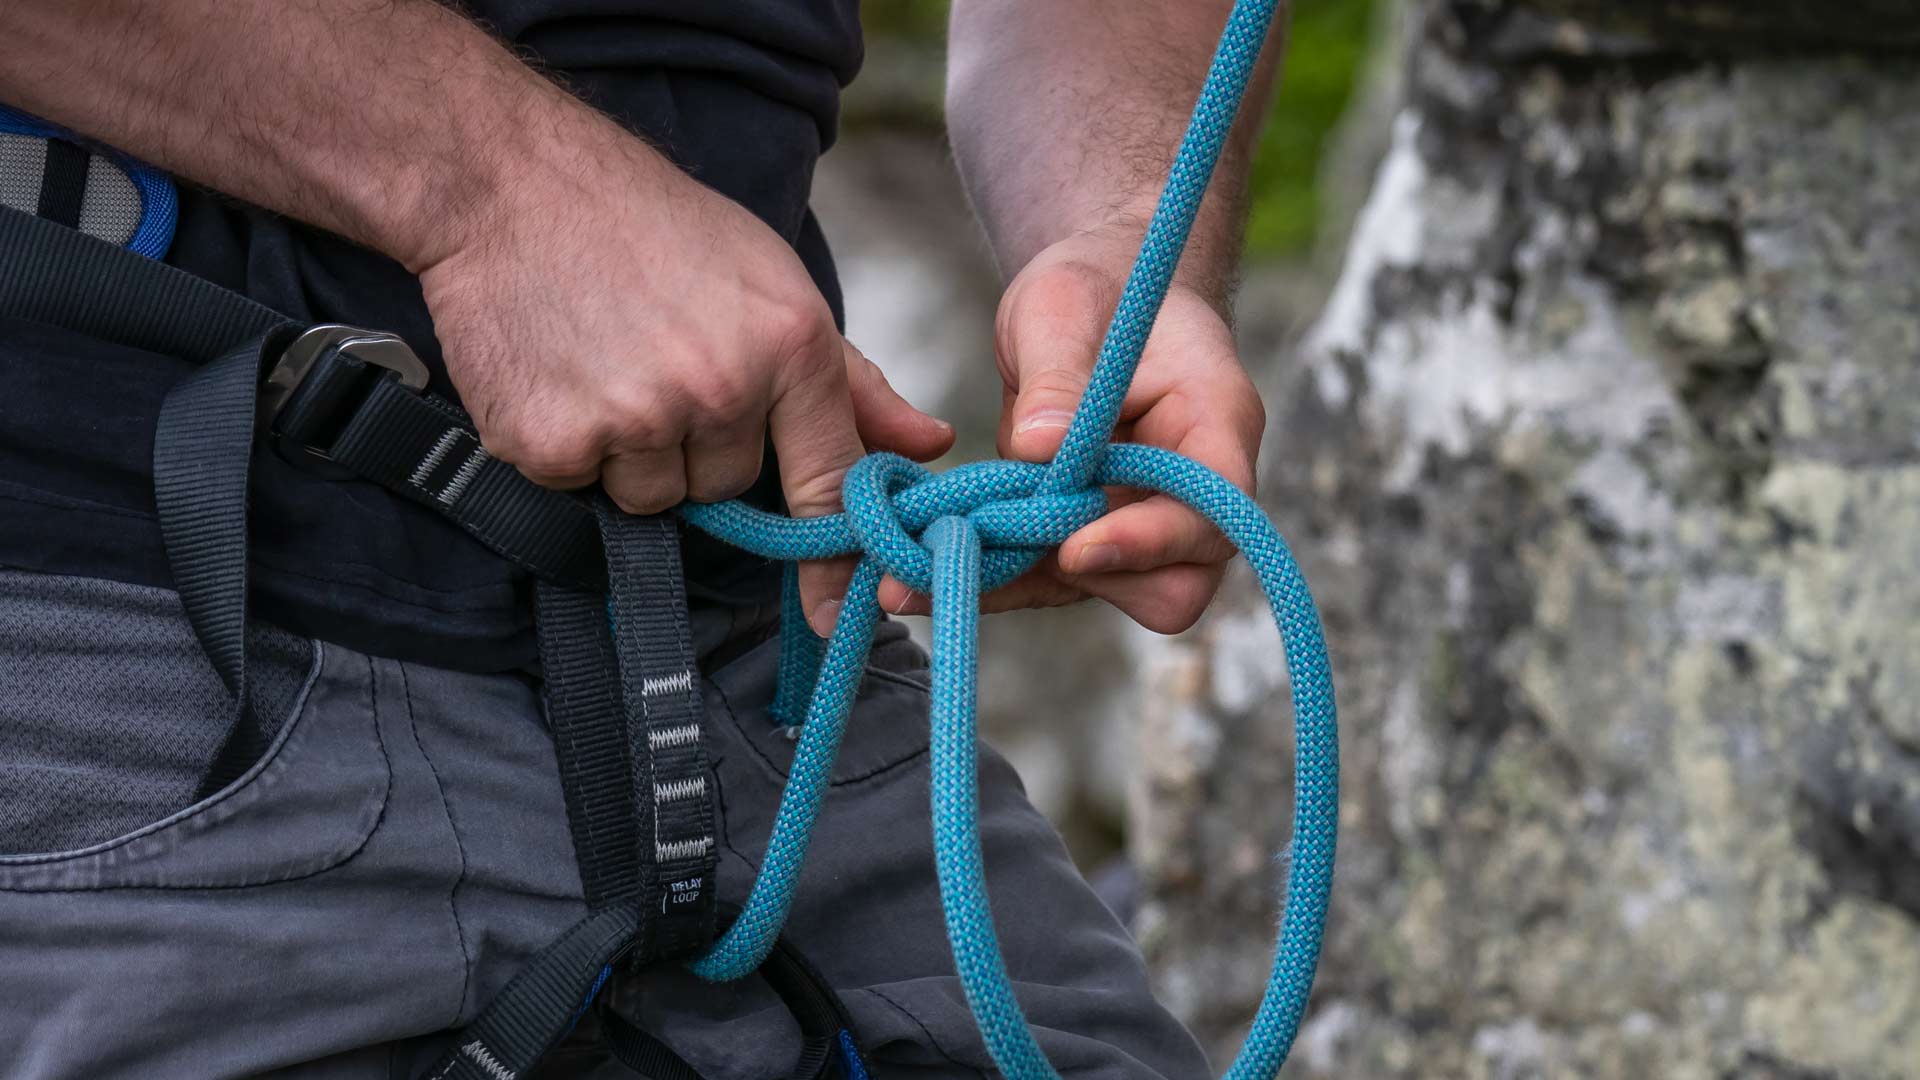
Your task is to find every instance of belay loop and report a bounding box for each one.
[678,0,1339,1076]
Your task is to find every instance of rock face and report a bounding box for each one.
[1134,2,1920,1075]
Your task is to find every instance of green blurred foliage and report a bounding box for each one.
[860,0,950,41]
[856,0,1376,260]
[1246,0,1377,256]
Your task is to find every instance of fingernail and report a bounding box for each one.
[1014,409,1074,437]
[808,597,842,635]
[1071,543,1122,574]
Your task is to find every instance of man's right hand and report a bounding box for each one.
[412,115,953,636]
[0,0,950,636]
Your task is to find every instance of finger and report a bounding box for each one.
[508,451,601,492]
[602,446,689,514]
[844,341,954,462]
[978,569,1093,614]
[876,576,929,617]
[682,420,767,503]
[1058,495,1234,574]
[1069,562,1225,635]
[770,332,868,636]
[876,556,1094,619]
[489,408,607,492]
[1058,380,1257,573]
[1127,376,1262,494]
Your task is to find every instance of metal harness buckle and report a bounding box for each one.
[260,323,430,460]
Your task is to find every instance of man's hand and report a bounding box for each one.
[876,230,1264,634]
[942,0,1282,633]
[0,0,955,639]
[417,116,953,636]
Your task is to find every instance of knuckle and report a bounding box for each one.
[600,382,670,439]
[765,297,837,371]
[686,362,760,423]
[1018,257,1117,321]
[997,258,1116,366]
[1025,364,1091,398]
[490,419,601,483]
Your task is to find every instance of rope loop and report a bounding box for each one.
[674,2,1336,1075]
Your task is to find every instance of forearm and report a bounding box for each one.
[945,0,1284,304]
[0,0,647,272]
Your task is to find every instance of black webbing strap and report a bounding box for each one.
[153,331,299,793]
[756,932,867,1069]
[36,140,90,229]
[1,202,854,1078]
[0,207,291,357]
[427,510,719,1080]
[602,924,870,1080]
[527,514,716,932]
[598,503,717,960]
[603,1011,704,1080]
[295,370,604,590]
[534,581,643,906]
[424,901,645,1080]
[426,906,873,1080]
[0,208,305,795]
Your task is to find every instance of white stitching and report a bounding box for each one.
[438,445,490,505]
[641,670,694,697]
[408,429,462,488]
[460,1041,515,1080]
[653,776,707,805]
[647,722,701,750]
[656,835,712,862]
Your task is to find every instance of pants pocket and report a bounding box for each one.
[0,569,390,890]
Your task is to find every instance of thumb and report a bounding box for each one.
[995,265,1110,464]
[844,342,954,462]
[1002,346,1095,464]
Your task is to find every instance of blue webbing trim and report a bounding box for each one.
[0,104,177,259]
[560,963,615,1039]
[123,160,177,260]
[835,1029,870,1080]
[674,0,1337,1076]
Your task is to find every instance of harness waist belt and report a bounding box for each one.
[0,204,767,1076]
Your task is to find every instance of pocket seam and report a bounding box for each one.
[708,670,931,791]
[0,640,327,867]
[0,642,394,891]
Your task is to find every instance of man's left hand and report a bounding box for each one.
[876,229,1265,634]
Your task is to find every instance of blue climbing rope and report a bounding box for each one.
[679,0,1337,1075]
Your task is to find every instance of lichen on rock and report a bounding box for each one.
[1133,2,1920,1074]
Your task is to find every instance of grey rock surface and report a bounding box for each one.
[1133,2,1920,1075]
[818,3,1920,1074]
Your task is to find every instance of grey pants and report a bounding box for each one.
[0,569,1209,1079]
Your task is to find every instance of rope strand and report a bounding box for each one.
[680,1,1337,1074]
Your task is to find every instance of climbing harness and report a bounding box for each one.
[0,104,177,258]
[0,204,871,1075]
[0,0,1334,1073]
